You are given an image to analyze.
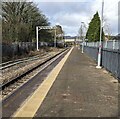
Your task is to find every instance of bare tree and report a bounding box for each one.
[103,16,112,40]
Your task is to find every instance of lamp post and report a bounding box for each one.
[81,22,84,53]
[96,0,104,69]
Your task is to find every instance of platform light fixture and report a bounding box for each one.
[96,0,104,69]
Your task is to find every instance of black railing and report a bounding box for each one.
[83,45,120,80]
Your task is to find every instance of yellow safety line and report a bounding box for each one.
[13,47,74,118]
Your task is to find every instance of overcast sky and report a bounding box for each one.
[32,0,119,36]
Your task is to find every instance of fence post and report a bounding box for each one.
[105,40,108,48]
[113,40,115,50]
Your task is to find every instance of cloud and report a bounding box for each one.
[92,0,118,35]
[119,2,120,32]
[32,0,93,2]
[53,13,86,26]
[38,2,92,16]
[51,12,90,36]
[37,2,93,36]
[104,0,118,35]
[34,0,119,36]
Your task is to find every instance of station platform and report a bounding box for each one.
[13,46,118,117]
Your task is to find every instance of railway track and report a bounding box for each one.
[2,50,64,84]
[1,48,69,101]
[0,53,47,70]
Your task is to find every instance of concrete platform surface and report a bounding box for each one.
[34,46,118,117]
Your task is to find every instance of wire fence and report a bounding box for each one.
[81,40,120,80]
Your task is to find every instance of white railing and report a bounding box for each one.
[83,40,119,50]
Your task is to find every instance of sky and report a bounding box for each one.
[32,0,119,36]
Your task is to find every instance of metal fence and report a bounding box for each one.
[2,42,37,57]
[82,40,120,79]
[84,40,119,49]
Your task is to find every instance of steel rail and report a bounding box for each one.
[0,53,48,70]
[1,48,69,90]
[1,48,69,101]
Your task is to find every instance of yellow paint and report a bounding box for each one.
[13,47,74,118]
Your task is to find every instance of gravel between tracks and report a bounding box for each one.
[2,49,63,84]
